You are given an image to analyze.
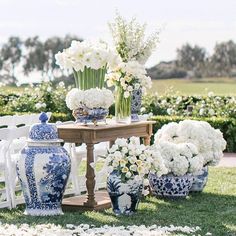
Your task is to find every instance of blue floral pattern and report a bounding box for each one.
[149,173,194,198]
[131,87,142,122]
[29,124,58,141]
[107,171,143,215]
[17,146,71,215]
[73,107,108,125]
[190,167,208,192]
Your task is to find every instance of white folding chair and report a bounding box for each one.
[0,128,13,208]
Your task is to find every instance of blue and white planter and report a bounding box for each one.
[107,171,143,215]
[190,167,208,192]
[149,173,194,198]
[16,112,71,216]
[73,106,108,125]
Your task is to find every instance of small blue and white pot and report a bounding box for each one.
[149,173,194,198]
[107,171,143,215]
[190,166,208,192]
[73,106,108,125]
[16,112,71,216]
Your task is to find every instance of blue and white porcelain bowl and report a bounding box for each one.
[73,106,108,125]
[16,112,71,216]
[149,173,194,198]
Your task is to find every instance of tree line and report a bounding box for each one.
[0,35,82,85]
[148,40,236,79]
[0,36,236,85]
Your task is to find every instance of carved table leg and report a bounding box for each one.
[84,143,97,207]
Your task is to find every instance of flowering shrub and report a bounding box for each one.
[152,141,204,176]
[104,137,167,186]
[142,92,236,118]
[4,82,70,114]
[154,120,227,166]
[65,88,114,110]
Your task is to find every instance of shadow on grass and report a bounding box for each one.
[0,192,235,235]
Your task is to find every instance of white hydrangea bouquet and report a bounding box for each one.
[66,88,114,110]
[154,120,227,166]
[104,137,166,195]
[153,141,204,176]
[55,40,119,90]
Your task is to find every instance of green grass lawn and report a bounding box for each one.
[0,167,235,235]
[150,77,236,95]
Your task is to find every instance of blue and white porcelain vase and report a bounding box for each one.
[107,171,143,215]
[149,173,194,198]
[131,87,142,122]
[16,112,71,216]
[190,166,208,192]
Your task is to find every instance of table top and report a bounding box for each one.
[57,120,156,131]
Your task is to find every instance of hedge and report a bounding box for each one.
[151,115,236,152]
[1,112,235,152]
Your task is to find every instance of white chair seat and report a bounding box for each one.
[10,138,27,152]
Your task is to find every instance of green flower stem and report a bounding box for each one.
[73,67,106,90]
[115,85,131,121]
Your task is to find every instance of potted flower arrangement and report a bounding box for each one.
[106,61,152,123]
[65,88,114,125]
[104,137,166,215]
[108,13,159,121]
[154,120,227,191]
[149,141,204,198]
[55,40,119,124]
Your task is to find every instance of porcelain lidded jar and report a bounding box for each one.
[16,112,71,216]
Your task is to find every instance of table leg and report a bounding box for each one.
[144,136,151,145]
[84,143,97,207]
[144,124,153,145]
[109,140,115,148]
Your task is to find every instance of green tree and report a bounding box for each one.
[1,36,22,83]
[23,36,47,76]
[211,40,236,77]
[176,43,206,77]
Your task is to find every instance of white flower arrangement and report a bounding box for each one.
[152,141,204,176]
[108,12,159,65]
[55,40,120,72]
[104,137,166,193]
[65,88,114,110]
[106,60,152,97]
[154,120,227,166]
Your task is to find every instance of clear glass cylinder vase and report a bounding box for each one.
[115,85,131,124]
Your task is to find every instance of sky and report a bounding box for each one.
[0,0,236,68]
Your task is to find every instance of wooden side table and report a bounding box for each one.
[58,120,155,211]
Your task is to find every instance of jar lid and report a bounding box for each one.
[28,112,62,142]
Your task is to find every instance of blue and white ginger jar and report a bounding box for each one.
[16,112,71,216]
[107,171,143,215]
